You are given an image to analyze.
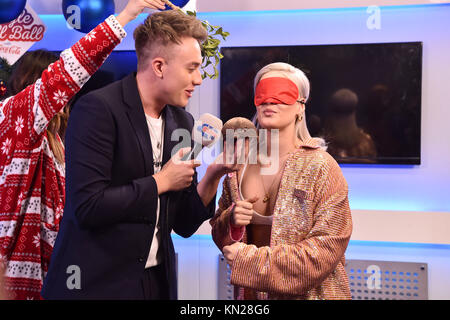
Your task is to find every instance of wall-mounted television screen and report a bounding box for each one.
[220,42,422,165]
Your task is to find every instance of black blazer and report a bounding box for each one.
[41,73,215,299]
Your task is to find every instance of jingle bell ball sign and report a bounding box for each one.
[0,4,46,65]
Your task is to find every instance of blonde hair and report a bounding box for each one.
[0,258,8,299]
[47,103,70,164]
[252,62,327,150]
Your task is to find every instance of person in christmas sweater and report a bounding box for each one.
[0,0,167,300]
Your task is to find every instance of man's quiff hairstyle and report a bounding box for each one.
[133,10,208,69]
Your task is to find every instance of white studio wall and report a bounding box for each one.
[33,3,450,299]
[192,4,450,213]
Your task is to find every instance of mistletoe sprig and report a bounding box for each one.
[163,0,229,79]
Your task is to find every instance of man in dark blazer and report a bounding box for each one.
[42,10,224,299]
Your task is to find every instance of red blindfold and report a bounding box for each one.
[254,77,299,107]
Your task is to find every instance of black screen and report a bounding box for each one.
[220,42,422,165]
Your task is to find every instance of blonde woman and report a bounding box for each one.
[210,62,353,300]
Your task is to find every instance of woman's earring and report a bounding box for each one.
[296,114,303,122]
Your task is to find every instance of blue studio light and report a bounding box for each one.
[0,0,27,24]
[62,0,115,34]
[197,2,450,17]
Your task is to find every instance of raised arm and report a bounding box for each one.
[0,17,125,148]
[0,0,165,152]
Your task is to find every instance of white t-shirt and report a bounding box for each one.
[144,113,164,268]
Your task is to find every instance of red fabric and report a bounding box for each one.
[0,18,123,300]
[254,77,299,107]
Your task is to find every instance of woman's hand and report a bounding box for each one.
[231,196,258,227]
[223,242,243,267]
[116,0,166,27]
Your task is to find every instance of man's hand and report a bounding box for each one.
[153,147,201,194]
[206,152,241,180]
[116,0,166,27]
[196,137,252,207]
[206,136,252,180]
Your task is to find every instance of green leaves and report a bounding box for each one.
[165,2,230,80]
[199,19,229,79]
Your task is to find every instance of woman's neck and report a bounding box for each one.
[264,124,299,160]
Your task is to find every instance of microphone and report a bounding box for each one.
[182,113,223,161]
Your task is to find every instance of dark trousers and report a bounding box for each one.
[142,263,170,300]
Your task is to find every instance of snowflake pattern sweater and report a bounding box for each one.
[0,15,126,300]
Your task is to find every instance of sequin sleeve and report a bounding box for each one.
[230,155,352,297]
[210,175,243,250]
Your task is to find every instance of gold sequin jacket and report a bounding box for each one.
[210,139,353,300]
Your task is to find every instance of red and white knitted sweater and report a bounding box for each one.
[0,15,126,300]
